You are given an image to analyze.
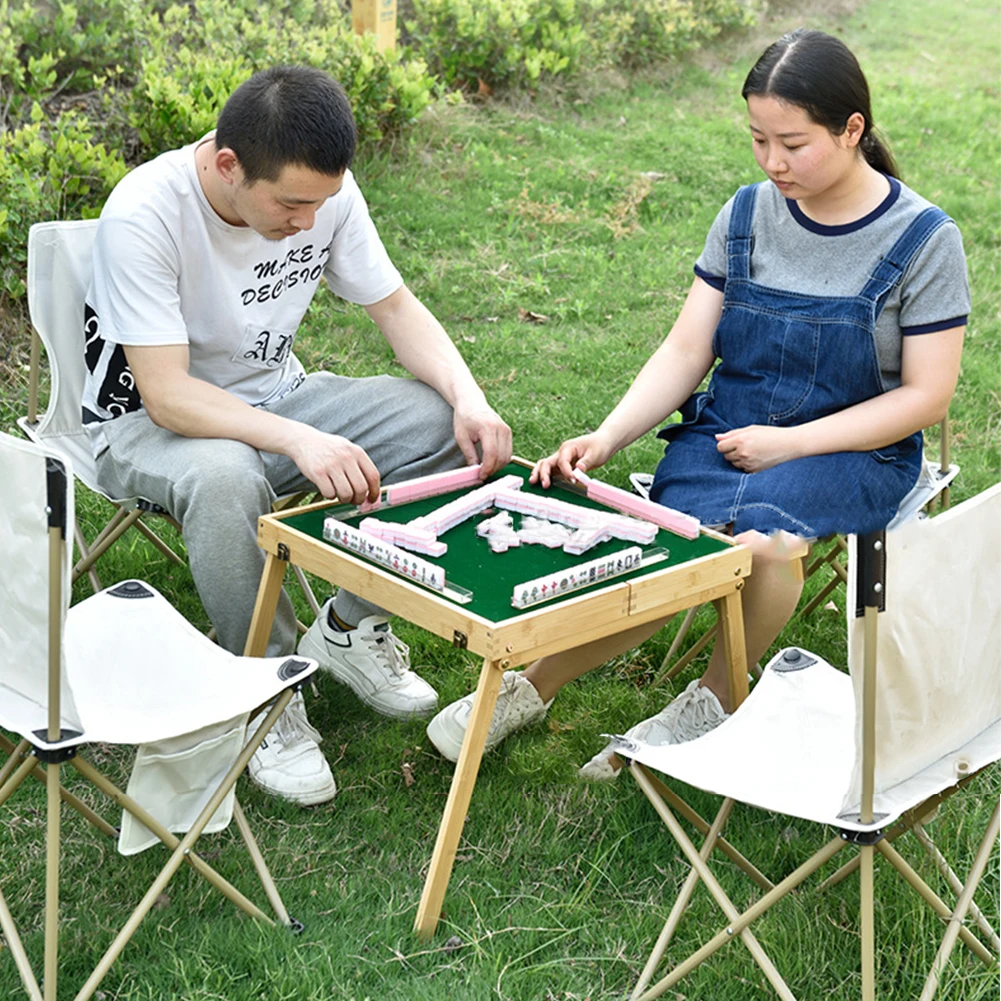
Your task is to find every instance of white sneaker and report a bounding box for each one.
[426,671,553,763]
[247,692,336,806]
[579,678,729,781]
[298,603,438,718]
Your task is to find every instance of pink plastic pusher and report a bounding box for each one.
[359,463,486,512]
[571,468,700,540]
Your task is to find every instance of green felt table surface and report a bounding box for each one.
[280,463,730,623]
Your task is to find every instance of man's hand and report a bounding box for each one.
[453,403,513,478]
[288,428,381,504]
[530,431,616,489]
[714,425,800,473]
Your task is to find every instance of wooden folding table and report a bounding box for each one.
[243,460,751,938]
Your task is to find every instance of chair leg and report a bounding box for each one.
[72,691,295,1001]
[0,734,118,838]
[0,745,46,1000]
[655,606,700,674]
[44,761,62,1001]
[291,563,322,620]
[876,840,995,964]
[73,519,103,593]
[799,536,848,617]
[0,886,44,1001]
[860,844,875,1001]
[631,798,736,999]
[917,801,1001,1001]
[0,736,31,787]
[70,756,273,924]
[643,769,773,893]
[132,518,185,566]
[0,751,38,808]
[73,507,143,582]
[912,822,1000,952]
[232,798,293,926]
[630,763,842,1001]
[653,616,715,686]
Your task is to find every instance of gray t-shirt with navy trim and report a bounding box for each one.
[694,177,969,389]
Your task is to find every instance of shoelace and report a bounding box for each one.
[271,693,322,745]
[674,687,725,731]
[488,674,534,737]
[365,629,412,679]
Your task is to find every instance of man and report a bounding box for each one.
[81,66,511,806]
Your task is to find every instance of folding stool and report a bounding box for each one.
[612,483,1000,1000]
[0,430,320,1001]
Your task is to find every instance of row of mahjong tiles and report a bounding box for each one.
[282,462,730,622]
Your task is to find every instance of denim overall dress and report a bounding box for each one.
[649,182,949,538]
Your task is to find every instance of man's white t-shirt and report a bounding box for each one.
[82,135,402,453]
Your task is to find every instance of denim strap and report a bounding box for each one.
[725,183,759,282]
[859,206,950,313]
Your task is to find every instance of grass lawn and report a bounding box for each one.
[1,0,999,998]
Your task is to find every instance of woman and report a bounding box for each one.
[425,29,969,776]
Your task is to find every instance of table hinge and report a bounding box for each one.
[452,630,468,649]
[277,543,290,562]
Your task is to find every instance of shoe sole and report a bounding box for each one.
[299,632,438,720]
[425,715,463,763]
[247,773,337,807]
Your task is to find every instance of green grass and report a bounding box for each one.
[2,0,999,998]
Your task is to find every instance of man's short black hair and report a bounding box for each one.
[215,65,357,183]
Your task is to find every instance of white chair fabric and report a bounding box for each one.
[843,482,1001,815]
[610,483,1001,833]
[0,431,319,853]
[18,219,108,496]
[0,434,81,734]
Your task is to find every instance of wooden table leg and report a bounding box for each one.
[715,585,749,710]
[414,656,506,939]
[243,552,287,656]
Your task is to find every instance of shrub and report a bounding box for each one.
[0,106,128,298]
[126,0,437,156]
[590,0,764,68]
[0,0,142,129]
[405,0,590,90]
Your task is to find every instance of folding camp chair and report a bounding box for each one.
[610,482,1000,1000]
[18,219,321,620]
[646,420,961,685]
[0,431,320,1001]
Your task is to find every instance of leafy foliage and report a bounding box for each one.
[591,0,765,68]
[403,0,763,88]
[0,107,128,298]
[126,0,436,154]
[405,0,591,89]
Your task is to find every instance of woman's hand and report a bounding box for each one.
[715,425,801,472]
[530,432,616,488]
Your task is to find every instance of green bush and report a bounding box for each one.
[588,0,764,68]
[404,0,761,90]
[126,0,437,156]
[0,106,128,298]
[0,0,436,304]
[405,0,590,90]
[0,0,141,129]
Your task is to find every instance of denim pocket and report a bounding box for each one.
[766,320,821,423]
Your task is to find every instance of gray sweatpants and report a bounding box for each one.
[94,372,464,656]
